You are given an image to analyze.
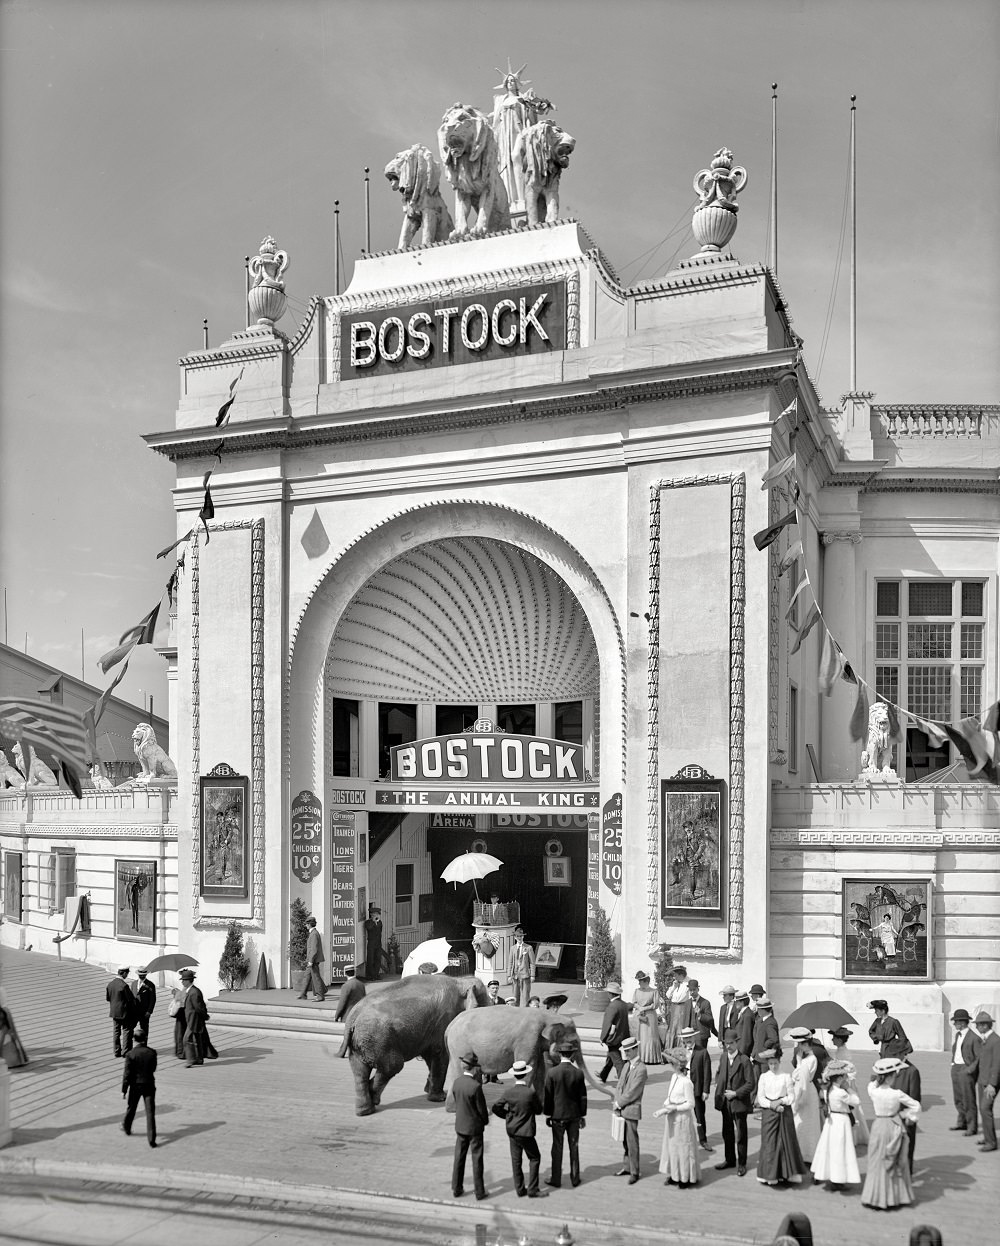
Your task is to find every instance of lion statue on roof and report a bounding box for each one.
[384,144,454,250]
[11,742,58,789]
[438,103,511,239]
[513,121,576,227]
[119,723,177,787]
[860,702,895,779]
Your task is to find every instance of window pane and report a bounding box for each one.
[960,667,982,719]
[908,581,953,616]
[787,685,798,773]
[905,727,951,783]
[875,666,899,706]
[378,704,417,777]
[960,623,984,660]
[395,899,413,927]
[436,705,478,736]
[907,666,952,720]
[875,623,899,660]
[961,581,984,617]
[331,698,359,777]
[497,704,536,735]
[395,863,414,895]
[907,623,952,660]
[876,581,900,616]
[554,701,583,745]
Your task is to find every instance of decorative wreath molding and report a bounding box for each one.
[190,519,266,930]
[647,473,746,961]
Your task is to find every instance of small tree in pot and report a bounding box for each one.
[219,919,251,991]
[289,898,312,993]
[584,903,618,1010]
[651,941,675,1020]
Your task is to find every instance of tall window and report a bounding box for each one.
[496,704,535,735]
[395,862,414,928]
[787,684,798,774]
[42,848,76,915]
[436,705,478,736]
[378,704,417,777]
[554,701,583,745]
[875,579,987,780]
[331,698,359,777]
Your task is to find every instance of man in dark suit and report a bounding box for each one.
[544,1039,588,1188]
[681,1026,713,1152]
[733,991,754,1057]
[717,985,739,1040]
[750,998,781,1087]
[452,1050,490,1199]
[134,968,156,1037]
[714,1027,753,1176]
[612,1036,647,1183]
[948,1008,979,1135]
[334,967,366,1022]
[687,980,717,1043]
[121,1029,158,1147]
[598,981,629,1084]
[890,1055,922,1171]
[363,907,384,981]
[180,968,210,1067]
[106,966,135,1058]
[973,1009,1000,1152]
[492,1059,546,1198]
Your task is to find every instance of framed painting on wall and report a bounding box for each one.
[842,878,932,981]
[115,859,157,943]
[661,766,726,921]
[200,764,249,898]
[3,850,22,922]
[544,856,571,887]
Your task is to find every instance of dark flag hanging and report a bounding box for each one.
[753,509,797,552]
[98,603,161,674]
[198,470,215,543]
[216,368,244,427]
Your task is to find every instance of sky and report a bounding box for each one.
[1,0,998,712]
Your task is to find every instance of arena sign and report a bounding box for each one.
[390,730,585,784]
[341,280,565,378]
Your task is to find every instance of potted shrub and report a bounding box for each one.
[584,903,618,1011]
[289,898,312,994]
[651,941,675,1016]
[219,919,251,991]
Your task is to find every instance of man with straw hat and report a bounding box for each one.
[613,1036,647,1183]
[598,981,629,1084]
[492,1059,546,1198]
[451,1049,490,1199]
[680,1025,713,1153]
[544,1038,588,1188]
[714,1027,753,1175]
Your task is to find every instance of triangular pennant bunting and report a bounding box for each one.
[761,454,797,491]
[753,509,797,552]
[784,574,810,622]
[97,603,160,674]
[216,368,244,427]
[849,686,870,741]
[777,540,803,576]
[817,629,847,695]
[790,603,821,655]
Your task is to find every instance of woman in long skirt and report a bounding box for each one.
[654,1047,700,1187]
[861,1057,921,1210]
[631,971,663,1065]
[810,1061,861,1189]
[788,1027,822,1162]
[663,965,694,1049]
[755,1050,809,1186]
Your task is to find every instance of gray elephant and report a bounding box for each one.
[339,974,488,1116]
[444,1007,603,1108]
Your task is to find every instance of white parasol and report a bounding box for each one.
[440,851,504,901]
[401,936,455,978]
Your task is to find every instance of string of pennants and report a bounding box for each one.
[752,399,998,785]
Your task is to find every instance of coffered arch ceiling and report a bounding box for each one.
[326,537,600,704]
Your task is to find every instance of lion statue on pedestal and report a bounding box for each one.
[10,742,58,789]
[2,749,25,790]
[121,723,177,787]
[860,702,896,780]
[438,103,511,239]
[513,121,576,227]
[384,144,454,250]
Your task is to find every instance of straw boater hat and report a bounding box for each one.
[719,985,738,996]
[663,1046,690,1069]
[621,1037,640,1056]
[788,1026,813,1043]
[679,1027,700,1042]
[872,1056,906,1076]
[605,981,622,996]
[757,996,774,1010]
[511,1060,532,1077]
[734,990,750,1003]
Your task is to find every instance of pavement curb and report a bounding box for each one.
[0,1155,751,1245]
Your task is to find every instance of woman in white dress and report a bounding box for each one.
[788,1026,822,1162]
[861,1057,921,1210]
[663,965,694,1049]
[654,1047,700,1187]
[810,1060,861,1189]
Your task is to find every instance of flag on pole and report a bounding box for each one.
[789,603,820,655]
[98,603,161,674]
[215,368,244,427]
[753,509,797,552]
[761,454,797,491]
[0,698,90,797]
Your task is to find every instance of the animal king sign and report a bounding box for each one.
[340,281,565,378]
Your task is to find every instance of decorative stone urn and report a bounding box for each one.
[247,235,289,326]
[691,148,748,256]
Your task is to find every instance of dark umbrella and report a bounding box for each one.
[781,1001,858,1031]
[142,953,200,974]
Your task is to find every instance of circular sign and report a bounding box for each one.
[544,838,563,858]
[470,838,488,854]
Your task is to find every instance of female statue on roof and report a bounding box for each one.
[491,61,553,216]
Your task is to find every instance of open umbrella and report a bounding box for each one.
[402,937,454,978]
[142,953,200,975]
[440,851,503,901]
[781,1000,858,1031]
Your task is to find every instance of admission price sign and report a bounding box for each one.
[329,810,357,979]
[290,790,323,883]
[601,792,623,897]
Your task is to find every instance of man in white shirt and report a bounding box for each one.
[949,1007,979,1135]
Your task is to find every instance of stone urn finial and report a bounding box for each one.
[691,148,748,256]
[247,235,289,327]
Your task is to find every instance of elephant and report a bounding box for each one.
[444,1007,604,1109]
[338,973,488,1116]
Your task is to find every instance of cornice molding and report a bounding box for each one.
[769,829,1000,848]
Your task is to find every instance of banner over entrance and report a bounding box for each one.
[391,730,585,784]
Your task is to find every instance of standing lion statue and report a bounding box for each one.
[437,103,510,239]
[860,702,895,779]
[121,723,177,786]
[513,121,576,227]
[384,144,453,250]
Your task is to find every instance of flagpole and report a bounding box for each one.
[363,168,371,254]
[244,256,251,329]
[81,629,85,680]
[769,83,778,277]
[849,95,857,392]
[203,318,209,351]
[334,200,341,294]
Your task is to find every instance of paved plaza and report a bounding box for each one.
[1,949,995,1246]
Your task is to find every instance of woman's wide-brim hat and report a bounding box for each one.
[179,968,196,980]
[635,970,650,981]
[663,1046,690,1068]
[873,1056,906,1076]
[868,999,889,1010]
[755,1048,780,1063]
[822,1059,855,1082]
[828,1026,853,1040]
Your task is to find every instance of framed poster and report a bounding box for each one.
[843,878,932,981]
[544,856,571,887]
[3,850,22,922]
[535,942,563,969]
[661,766,726,921]
[115,859,157,943]
[200,764,249,898]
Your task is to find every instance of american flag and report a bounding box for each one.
[0,697,91,798]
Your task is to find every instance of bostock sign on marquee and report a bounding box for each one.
[391,731,585,784]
